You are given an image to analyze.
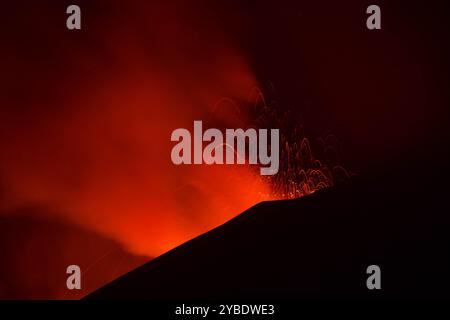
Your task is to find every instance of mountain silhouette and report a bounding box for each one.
[86,154,450,300]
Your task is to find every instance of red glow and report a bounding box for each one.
[1,1,343,299]
[1,2,274,260]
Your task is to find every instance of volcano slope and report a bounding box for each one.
[86,159,450,300]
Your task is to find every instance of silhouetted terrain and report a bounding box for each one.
[0,211,148,299]
[87,151,450,300]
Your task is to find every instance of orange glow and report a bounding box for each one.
[0,2,345,299]
[0,2,273,259]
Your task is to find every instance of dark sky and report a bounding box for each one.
[3,0,450,170]
[224,0,450,171]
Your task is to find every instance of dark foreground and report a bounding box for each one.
[86,154,450,300]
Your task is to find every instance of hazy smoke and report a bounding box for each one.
[1,1,272,257]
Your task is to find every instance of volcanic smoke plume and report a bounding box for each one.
[1,0,274,260]
[1,1,345,299]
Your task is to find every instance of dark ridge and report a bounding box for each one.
[0,211,148,299]
[86,157,450,300]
